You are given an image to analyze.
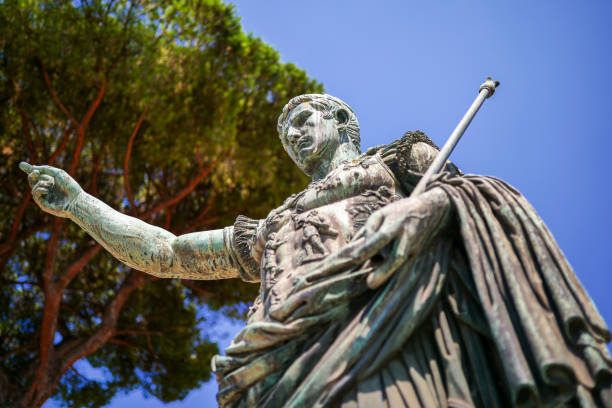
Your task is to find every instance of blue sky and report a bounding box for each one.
[45,1,612,407]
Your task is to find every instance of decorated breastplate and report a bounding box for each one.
[246,153,404,323]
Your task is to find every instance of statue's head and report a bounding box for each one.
[277,94,360,176]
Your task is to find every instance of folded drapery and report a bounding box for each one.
[214,133,611,407]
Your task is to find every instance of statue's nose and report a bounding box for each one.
[288,131,300,144]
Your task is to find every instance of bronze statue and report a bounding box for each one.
[21,92,611,407]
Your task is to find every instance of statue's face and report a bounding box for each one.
[280,102,339,175]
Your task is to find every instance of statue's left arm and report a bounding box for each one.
[303,138,456,289]
[358,138,456,288]
[358,186,451,288]
[303,185,451,289]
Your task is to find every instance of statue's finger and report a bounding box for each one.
[301,223,398,288]
[39,174,55,185]
[28,170,40,188]
[33,186,48,201]
[300,239,366,285]
[366,259,396,289]
[393,228,411,260]
[352,227,366,240]
[34,165,62,177]
[363,211,384,236]
[350,231,392,262]
[19,162,33,174]
[366,232,410,289]
[352,211,388,242]
[21,163,63,179]
[36,178,54,189]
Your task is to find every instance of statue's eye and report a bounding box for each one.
[293,112,311,127]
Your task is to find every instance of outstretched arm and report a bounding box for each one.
[20,162,241,280]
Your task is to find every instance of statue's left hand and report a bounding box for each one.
[299,188,449,291]
[357,191,448,288]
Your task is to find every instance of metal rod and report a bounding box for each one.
[410,77,499,197]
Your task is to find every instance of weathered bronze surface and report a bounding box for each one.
[22,94,611,407]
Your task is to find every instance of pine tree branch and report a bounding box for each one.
[22,218,65,405]
[124,110,147,212]
[0,344,36,362]
[25,271,148,408]
[41,62,77,125]
[56,245,102,290]
[68,79,106,175]
[108,338,139,349]
[57,270,146,369]
[140,151,227,220]
[47,125,74,165]
[42,219,63,285]
[87,142,106,196]
[20,111,36,162]
[182,280,219,297]
[0,194,32,258]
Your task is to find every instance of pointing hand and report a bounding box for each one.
[20,162,84,218]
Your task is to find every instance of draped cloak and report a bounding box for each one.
[212,132,612,408]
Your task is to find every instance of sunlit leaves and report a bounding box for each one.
[0,0,322,405]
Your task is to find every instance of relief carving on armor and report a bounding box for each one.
[261,232,287,297]
[348,185,396,232]
[292,210,339,265]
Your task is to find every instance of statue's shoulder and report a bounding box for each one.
[364,130,438,149]
[361,131,461,183]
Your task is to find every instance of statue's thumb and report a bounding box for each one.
[19,162,33,174]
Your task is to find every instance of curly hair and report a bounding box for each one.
[277,94,361,151]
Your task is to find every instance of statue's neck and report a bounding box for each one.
[311,143,360,182]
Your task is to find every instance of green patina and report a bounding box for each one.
[22,94,611,407]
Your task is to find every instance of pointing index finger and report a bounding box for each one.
[19,163,61,177]
[19,162,33,174]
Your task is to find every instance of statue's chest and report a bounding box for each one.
[249,155,403,321]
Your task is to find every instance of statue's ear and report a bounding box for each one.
[334,108,349,126]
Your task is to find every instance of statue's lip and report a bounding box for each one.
[296,137,311,150]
